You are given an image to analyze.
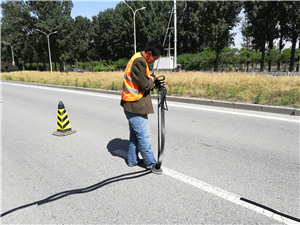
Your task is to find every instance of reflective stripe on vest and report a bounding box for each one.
[123,85,140,95]
[121,52,151,102]
[124,74,137,83]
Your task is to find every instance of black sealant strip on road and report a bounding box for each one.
[2,80,299,116]
[240,197,300,223]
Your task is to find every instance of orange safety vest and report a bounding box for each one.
[121,52,151,102]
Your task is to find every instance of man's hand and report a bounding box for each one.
[151,72,156,81]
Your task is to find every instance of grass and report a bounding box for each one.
[1,70,300,108]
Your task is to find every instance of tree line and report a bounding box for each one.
[1,1,299,72]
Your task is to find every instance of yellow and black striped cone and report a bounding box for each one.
[52,101,77,136]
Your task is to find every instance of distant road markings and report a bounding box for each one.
[2,82,299,123]
[167,102,299,123]
[163,167,300,225]
[1,82,121,99]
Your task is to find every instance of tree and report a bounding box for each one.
[1,0,32,67]
[277,2,300,71]
[122,1,171,57]
[220,47,239,71]
[200,1,242,71]
[90,8,116,60]
[72,16,91,64]
[176,1,205,54]
[265,48,280,72]
[239,46,251,71]
[297,42,300,72]
[27,1,74,70]
[90,1,172,60]
[244,2,280,72]
[280,48,291,71]
[3,0,298,72]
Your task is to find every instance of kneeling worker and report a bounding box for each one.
[121,39,164,174]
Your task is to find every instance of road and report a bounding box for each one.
[1,82,299,224]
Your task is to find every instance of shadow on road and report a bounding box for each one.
[107,138,129,164]
[1,169,151,217]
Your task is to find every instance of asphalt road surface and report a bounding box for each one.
[1,82,299,224]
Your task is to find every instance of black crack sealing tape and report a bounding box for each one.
[240,197,300,223]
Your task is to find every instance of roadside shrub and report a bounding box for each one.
[114,58,128,70]
[177,48,216,71]
[24,62,46,71]
[23,58,128,72]
[1,62,18,72]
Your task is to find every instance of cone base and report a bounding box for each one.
[52,130,77,136]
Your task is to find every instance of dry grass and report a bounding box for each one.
[162,71,300,107]
[2,70,300,108]
[1,71,123,89]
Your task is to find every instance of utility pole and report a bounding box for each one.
[154,0,177,71]
[174,0,177,70]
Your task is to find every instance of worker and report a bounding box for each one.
[121,39,164,174]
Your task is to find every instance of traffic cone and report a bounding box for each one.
[52,101,77,136]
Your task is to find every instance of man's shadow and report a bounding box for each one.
[106,138,130,164]
[106,138,145,168]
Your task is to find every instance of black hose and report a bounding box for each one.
[155,76,168,169]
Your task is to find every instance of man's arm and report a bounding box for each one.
[131,59,155,92]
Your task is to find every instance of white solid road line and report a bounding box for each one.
[1,82,121,99]
[167,102,299,123]
[2,82,299,123]
[163,167,300,225]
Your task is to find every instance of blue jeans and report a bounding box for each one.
[124,110,157,169]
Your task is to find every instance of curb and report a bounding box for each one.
[165,96,299,116]
[2,80,299,116]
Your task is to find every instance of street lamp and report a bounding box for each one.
[122,0,146,54]
[36,29,58,72]
[2,41,15,66]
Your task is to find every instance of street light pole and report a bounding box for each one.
[174,0,177,70]
[2,41,15,66]
[36,29,58,72]
[122,0,146,54]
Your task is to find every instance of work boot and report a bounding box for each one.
[150,165,163,174]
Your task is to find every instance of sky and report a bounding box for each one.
[71,1,119,20]
[71,1,245,49]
